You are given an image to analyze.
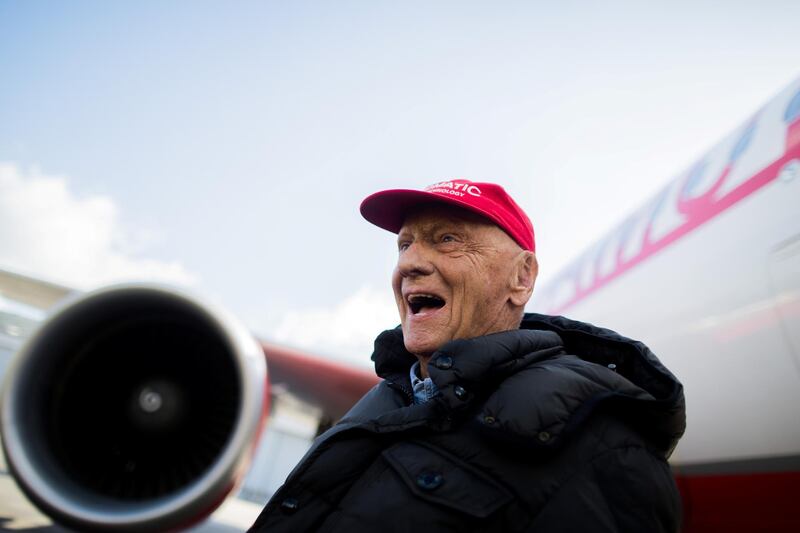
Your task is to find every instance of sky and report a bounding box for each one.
[1,1,799,367]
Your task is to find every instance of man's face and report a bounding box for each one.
[392,204,523,357]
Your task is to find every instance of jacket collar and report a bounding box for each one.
[371,326,564,391]
[369,315,685,457]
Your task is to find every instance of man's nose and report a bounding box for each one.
[397,242,435,278]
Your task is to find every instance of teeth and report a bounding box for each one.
[408,293,439,302]
[406,293,445,314]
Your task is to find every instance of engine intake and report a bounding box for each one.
[1,285,267,531]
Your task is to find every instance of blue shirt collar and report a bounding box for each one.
[409,360,440,404]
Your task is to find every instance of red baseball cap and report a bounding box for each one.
[360,179,535,252]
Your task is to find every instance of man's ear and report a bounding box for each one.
[509,251,538,307]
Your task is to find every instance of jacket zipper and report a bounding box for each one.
[386,379,414,403]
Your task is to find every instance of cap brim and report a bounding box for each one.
[360,188,493,234]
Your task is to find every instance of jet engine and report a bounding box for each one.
[0,284,268,531]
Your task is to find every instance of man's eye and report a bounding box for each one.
[398,242,410,252]
[441,234,456,243]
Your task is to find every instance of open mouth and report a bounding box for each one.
[407,293,446,315]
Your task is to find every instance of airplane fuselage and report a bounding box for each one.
[532,77,800,531]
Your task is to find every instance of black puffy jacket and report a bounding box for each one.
[249,314,686,532]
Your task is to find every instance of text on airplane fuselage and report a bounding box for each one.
[540,84,800,314]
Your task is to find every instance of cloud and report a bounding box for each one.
[0,162,197,290]
[268,285,399,367]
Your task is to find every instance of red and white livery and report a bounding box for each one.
[532,76,800,532]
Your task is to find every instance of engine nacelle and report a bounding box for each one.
[0,285,268,531]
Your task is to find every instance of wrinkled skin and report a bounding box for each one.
[392,204,537,376]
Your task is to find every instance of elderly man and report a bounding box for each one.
[250,179,685,532]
